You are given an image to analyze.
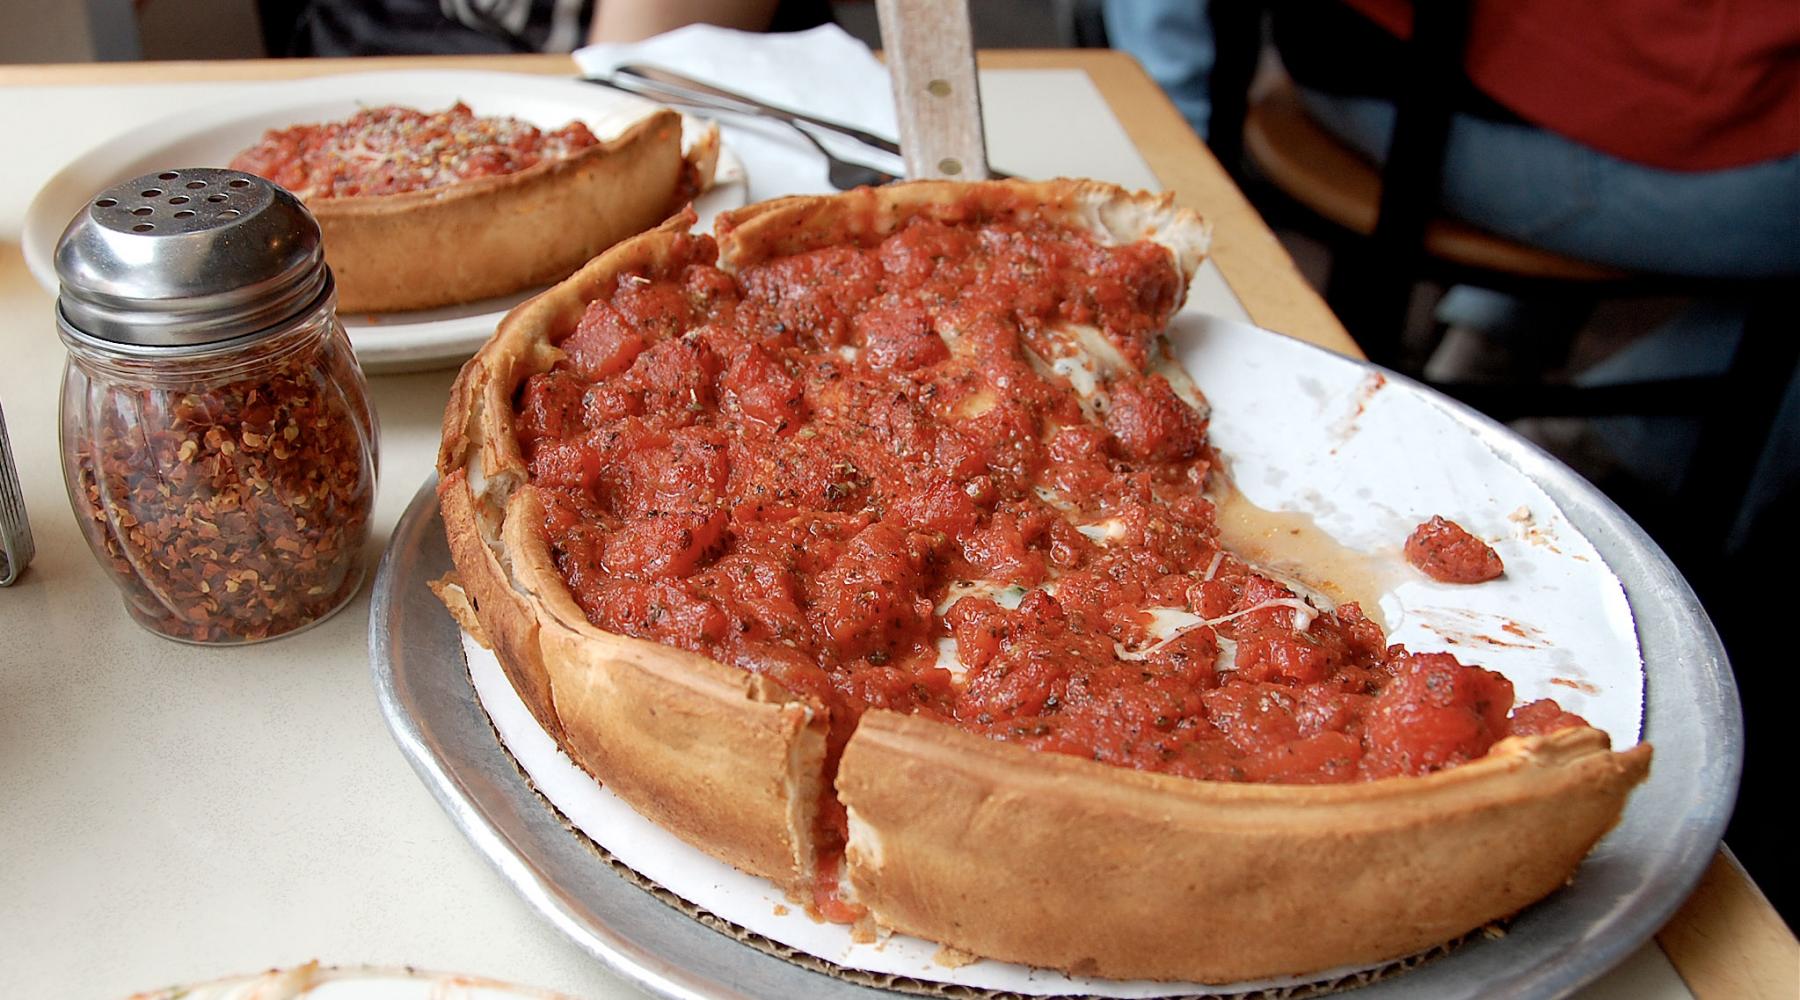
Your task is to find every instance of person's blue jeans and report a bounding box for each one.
[1294,88,1800,280]
[1107,1,1800,278]
[1103,0,1215,138]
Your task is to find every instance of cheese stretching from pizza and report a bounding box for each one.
[230,103,602,200]
[438,180,1650,983]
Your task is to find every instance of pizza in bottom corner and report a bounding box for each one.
[434,178,1651,985]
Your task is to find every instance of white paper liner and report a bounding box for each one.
[1173,316,1643,745]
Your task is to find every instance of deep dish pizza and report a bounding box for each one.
[436,179,1650,983]
[231,103,717,314]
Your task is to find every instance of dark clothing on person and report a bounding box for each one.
[1268,1,1525,126]
[1291,0,1800,171]
[263,0,834,57]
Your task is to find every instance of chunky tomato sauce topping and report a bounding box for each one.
[1406,515,1506,584]
[516,217,1590,802]
[231,103,599,199]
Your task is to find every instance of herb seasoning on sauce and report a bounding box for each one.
[230,103,601,200]
[1405,515,1506,584]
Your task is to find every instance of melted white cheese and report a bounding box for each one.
[1018,323,1131,423]
[935,579,1030,616]
[934,579,1033,681]
[1114,611,1247,676]
[1115,607,1205,660]
[1150,346,1210,417]
[1066,323,1131,377]
[1196,596,1318,633]
[955,387,999,418]
[935,635,967,681]
[1215,635,1240,674]
[1034,484,1074,511]
[1052,352,1104,400]
[1201,549,1225,581]
[1074,517,1132,545]
[921,321,1243,686]
[929,579,1313,682]
[1145,606,1204,638]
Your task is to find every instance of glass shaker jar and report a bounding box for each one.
[55,168,378,644]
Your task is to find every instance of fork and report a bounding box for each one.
[615,64,903,157]
[609,64,1016,181]
[0,402,34,586]
[778,119,899,190]
[584,74,898,190]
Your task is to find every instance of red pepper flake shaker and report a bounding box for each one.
[54,168,378,644]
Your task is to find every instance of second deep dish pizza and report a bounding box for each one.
[435,179,1650,983]
[232,102,718,314]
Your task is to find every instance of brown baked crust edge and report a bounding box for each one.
[437,209,828,891]
[838,712,1651,982]
[438,178,1652,982]
[715,178,1211,284]
[318,109,690,314]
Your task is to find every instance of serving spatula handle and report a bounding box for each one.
[875,0,990,180]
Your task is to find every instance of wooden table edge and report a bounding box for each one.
[1,47,1787,999]
[1656,848,1798,1000]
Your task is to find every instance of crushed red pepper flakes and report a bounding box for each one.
[69,342,374,644]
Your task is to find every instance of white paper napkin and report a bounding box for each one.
[575,24,904,201]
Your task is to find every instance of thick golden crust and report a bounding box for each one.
[717,178,1211,291]
[537,619,828,886]
[437,178,1651,982]
[439,469,555,737]
[321,110,688,314]
[426,574,489,648]
[838,712,1650,983]
[437,208,827,891]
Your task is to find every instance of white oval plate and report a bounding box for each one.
[126,963,572,1000]
[23,70,748,374]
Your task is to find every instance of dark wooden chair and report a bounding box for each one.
[1206,1,1798,569]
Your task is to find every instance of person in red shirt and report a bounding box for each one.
[1259,0,1798,540]
[1110,0,1798,276]
[1266,0,1799,277]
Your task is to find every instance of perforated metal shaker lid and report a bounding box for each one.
[54,168,330,354]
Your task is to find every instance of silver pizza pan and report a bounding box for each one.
[369,316,1741,1000]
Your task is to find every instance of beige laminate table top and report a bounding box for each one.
[0,49,1790,1000]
